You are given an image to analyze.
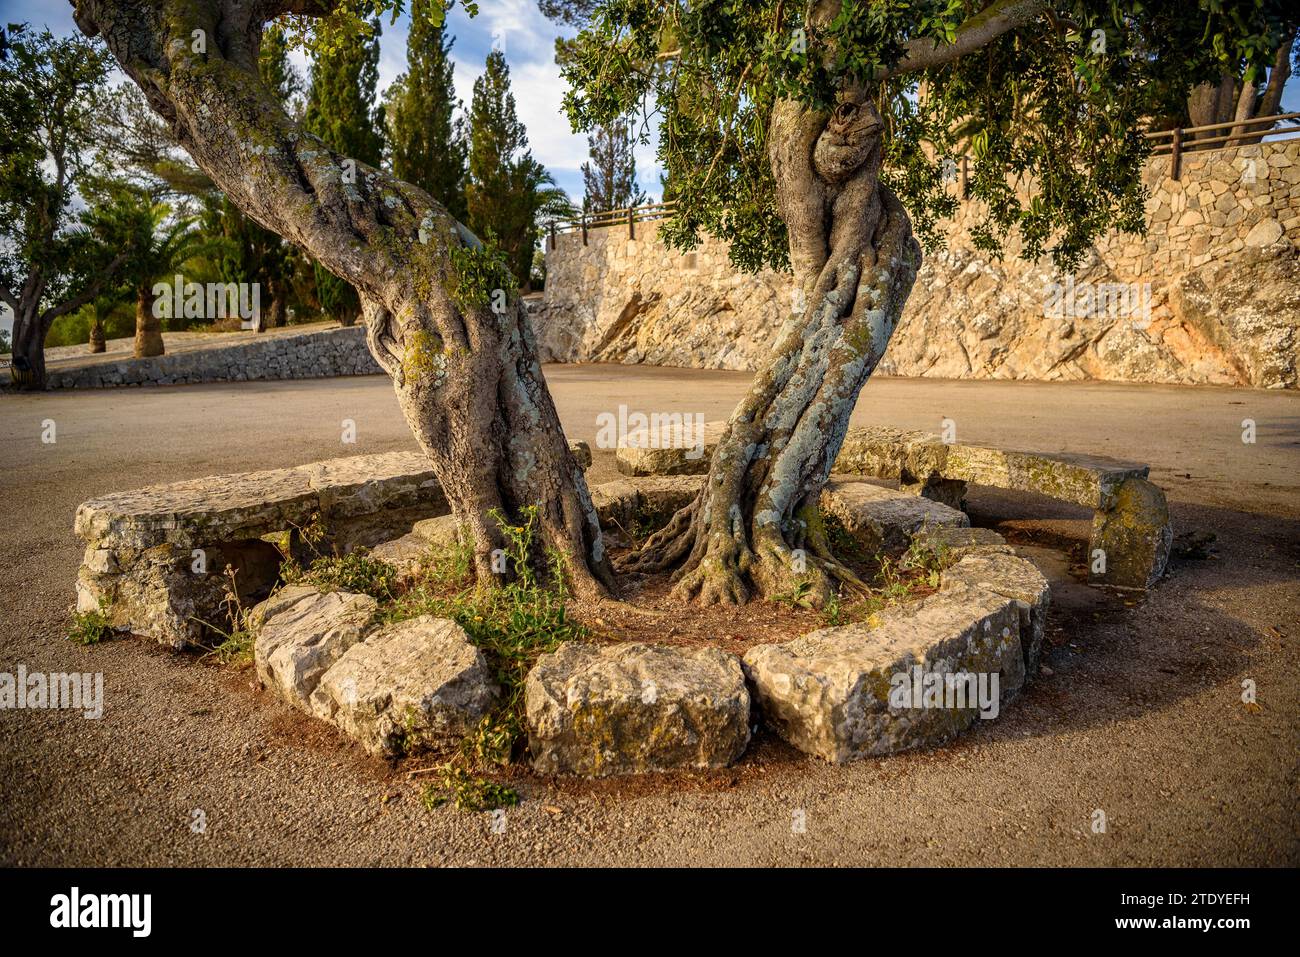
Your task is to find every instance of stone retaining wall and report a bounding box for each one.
[44,325,382,389]
[531,138,1300,389]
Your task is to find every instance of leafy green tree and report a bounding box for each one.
[581,118,647,212]
[386,0,469,221]
[560,0,1295,605]
[466,49,554,288]
[95,83,213,200]
[303,14,385,324]
[0,26,126,389]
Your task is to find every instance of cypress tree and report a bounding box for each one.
[581,119,646,213]
[386,0,467,221]
[303,16,385,324]
[466,49,553,288]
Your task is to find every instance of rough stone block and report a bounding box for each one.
[634,475,705,520]
[821,478,968,554]
[253,586,377,712]
[526,642,751,777]
[912,525,1011,561]
[589,480,642,529]
[743,583,1024,763]
[311,616,498,757]
[834,427,951,485]
[615,420,725,476]
[76,538,282,649]
[941,553,1050,674]
[368,533,431,579]
[1088,477,1173,589]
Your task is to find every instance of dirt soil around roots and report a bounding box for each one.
[1,369,1296,866]
[570,533,941,655]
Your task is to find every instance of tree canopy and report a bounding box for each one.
[0,26,127,371]
[558,0,1297,273]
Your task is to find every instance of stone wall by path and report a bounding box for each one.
[39,325,381,389]
[531,138,1300,389]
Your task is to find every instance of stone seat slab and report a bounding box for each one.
[526,642,751,777]
[74,466,319,551]
[743,582,1026,763]
[835,425,1170,589]
[821,477,968,554]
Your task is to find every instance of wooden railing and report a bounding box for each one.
[547,201,677,247]
[1144,112,1300,180]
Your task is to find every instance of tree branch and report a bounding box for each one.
[36,251,128,329]
[882,0,1047,78]
[0,280,19,315]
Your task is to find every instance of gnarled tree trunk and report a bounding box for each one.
[73,0,613,597]
[626,93,921,606]
[8,307,50,389]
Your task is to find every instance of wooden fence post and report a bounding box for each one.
[1170,127,1182,181]
[581,212,587,246]
[628,206,635,240]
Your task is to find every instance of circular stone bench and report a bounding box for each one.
[742,547,1049,763]
[73,443,590,648]
[525,642,751,777]
[615,420,1170,589]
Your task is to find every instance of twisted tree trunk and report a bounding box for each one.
[73,0,613,597]
[626,93,921,606]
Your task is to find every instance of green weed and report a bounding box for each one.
[67,598,113,645]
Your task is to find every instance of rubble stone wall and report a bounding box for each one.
[531,138,1300,389]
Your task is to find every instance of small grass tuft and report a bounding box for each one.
[68,598,113,645]
[390,505,582,811]
[196,566,259,666]
[281,550,399,600]
[419,766,519,813]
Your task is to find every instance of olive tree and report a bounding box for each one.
[559,0,1292,605]
[69,0,613,596]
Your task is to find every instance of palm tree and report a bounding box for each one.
[129,211,204,357]
[82,180,206,358]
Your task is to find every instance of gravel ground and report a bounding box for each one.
[1,368,1296,866]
